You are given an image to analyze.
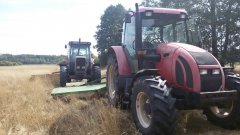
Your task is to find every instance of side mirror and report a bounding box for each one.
[125,13,131,23]
[65,45,67,49]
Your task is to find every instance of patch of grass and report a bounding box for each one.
[49,99,139,135]
[0,65,240,135]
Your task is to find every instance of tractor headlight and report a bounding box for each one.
[199,69,208,75]
[212,69,220,75]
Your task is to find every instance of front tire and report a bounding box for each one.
[131,76,177,135]
[204,83,240,129]
[60,66,67,87]
[89,66,101,83]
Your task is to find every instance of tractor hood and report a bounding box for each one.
[168,42,205,53]
[157,42,219,65]
[155,42,223,93]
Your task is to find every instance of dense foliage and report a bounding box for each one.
[94,4,126,66]
[0,60,22,66]
[0,54,65,66]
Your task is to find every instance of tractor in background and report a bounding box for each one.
[106,3,240,135]
[60,39,101,87]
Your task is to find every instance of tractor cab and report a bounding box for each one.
[122,6,202,72]
[123,7,201,50]
[60,39,101,87]
[107,4,240,135]
[67,41,91,75]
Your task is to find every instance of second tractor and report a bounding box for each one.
[60,39,101,87]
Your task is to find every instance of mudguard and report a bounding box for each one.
[225,74,240,90]
[108,46,131,76]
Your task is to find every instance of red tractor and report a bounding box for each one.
[106,4,240,135]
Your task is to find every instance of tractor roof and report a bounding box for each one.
[139,7,187,15]
[68,41,91,46]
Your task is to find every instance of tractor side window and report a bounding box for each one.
[187,19,201,46]
[124,16,135,56]
[83,47,90,62]
[175,21,187,43]
[163,21,187,43]
[67,47,70,63]
[142,19,162,48]
[163,24,173,43]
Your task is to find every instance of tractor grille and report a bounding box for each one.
[76,57,86,72]
[201,74,222,92]
[76,58,86,66]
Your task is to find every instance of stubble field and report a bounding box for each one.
[0,65,240,135]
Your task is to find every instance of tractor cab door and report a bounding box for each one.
[69,46,79,75]
[122,15,138,73]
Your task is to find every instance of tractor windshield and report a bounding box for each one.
[70,45,90,62]
[141,17,201,48]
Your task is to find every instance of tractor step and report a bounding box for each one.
[200,90,238,103]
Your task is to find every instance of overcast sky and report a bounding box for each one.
[0,0,142,55]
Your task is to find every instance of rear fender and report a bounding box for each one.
[108,46,131,76]
[225,74,240,90]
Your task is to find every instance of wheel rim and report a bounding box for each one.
[136,92,151,128]
[108,65,116,99]
[210,101,234,118]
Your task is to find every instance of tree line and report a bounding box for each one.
[0,54,65,66]
[95,0,240,67]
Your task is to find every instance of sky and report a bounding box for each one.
[0,0,142,55]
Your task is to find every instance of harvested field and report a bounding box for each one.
[0,65,240,135]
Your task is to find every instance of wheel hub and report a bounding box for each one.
[144,101,151,115]
[136,92,152,128]
[210,101,234,118]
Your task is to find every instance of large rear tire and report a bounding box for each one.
[106,54,124,108]
[204,82,240,129]
[60,66,67,87]
[131,76,177,135]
